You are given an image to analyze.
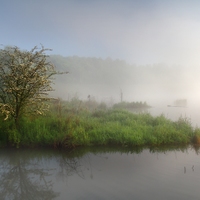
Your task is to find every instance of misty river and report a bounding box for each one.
[145,103,200,128]
[0,145,200,200]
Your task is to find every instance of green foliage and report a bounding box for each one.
[113,101,150,110]
[0,118,14,146]
[0,99,197,148]
[8,129,21,148]
[193,128,200,144]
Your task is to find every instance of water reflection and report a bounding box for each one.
[0,145,200,200]
[0,149,86,200]
[0,149,59,200]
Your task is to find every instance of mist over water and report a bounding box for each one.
[51,56,200,127]
[52,58,200,103]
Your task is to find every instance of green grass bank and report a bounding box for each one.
[0,101,200,148]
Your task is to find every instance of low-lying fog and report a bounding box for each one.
[49,56,200,126]
[51,57,200,106]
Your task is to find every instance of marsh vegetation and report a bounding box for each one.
[1,97,200,148]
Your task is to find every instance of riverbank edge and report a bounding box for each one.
[1,109,200,149]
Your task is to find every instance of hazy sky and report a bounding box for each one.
[1,0,200,66]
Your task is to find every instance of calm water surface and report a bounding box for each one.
[0,146,200,200]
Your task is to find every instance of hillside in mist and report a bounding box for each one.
[49,55,200,106]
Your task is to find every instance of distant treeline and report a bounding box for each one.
[49,55,195,102]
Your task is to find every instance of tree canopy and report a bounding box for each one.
[0,45,65,125]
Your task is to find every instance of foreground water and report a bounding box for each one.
[0,146,200,200]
